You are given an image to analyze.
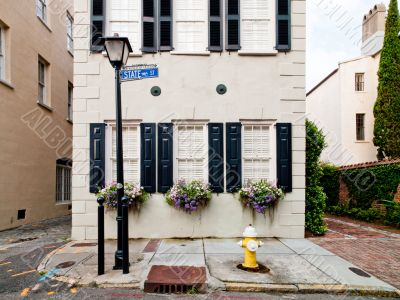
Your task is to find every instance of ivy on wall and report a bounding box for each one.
[320,163,340,207]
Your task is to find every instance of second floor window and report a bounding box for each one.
[66,12,73,52]
[0,25,5,80]
[38,58,48,105]
[355,73,364,91]
[37,0,47,22]
[356,114,365,141]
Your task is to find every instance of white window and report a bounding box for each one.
[38,58,48,105]
[106,124,140,184]
[56,164,71,202]
[174,0,208,52]
[240,0,275,53]
[0,25,5,80]
[107,0,141,52]
[66,12,73,52]
[242,124,273,183]
[68,82,73,121]
[37,0,47,22]
[175,123,208,182]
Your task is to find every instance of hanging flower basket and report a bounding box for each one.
[239,180,284,214]
[96,182,149,211]
[166,179,212,213]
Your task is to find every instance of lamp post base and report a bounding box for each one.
[113,251,124,270]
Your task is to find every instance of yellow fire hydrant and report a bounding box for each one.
[238,224,264,269]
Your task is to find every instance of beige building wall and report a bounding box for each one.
[0,0,73,230]
[72,0,306,240]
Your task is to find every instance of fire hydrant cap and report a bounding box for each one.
[243,224,258,237]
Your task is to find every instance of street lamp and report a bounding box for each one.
[100,34,132,271]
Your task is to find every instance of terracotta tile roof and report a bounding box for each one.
[340,159,400,170]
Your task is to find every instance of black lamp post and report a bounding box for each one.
[100,34,132,270]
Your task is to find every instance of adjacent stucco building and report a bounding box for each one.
[307,4,385,166]
[72,0,306,239]
[0,0,73,230]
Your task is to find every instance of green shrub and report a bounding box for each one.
[306,119,327,235]
[326,204,382,222]
[320,163,340,206]
[383,201,400,227]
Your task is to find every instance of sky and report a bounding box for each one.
[306,0,393,91]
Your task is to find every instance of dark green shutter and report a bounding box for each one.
[226,122,241,192]
[226,0,240,50]
[276,0,291,51]
[158,123,173,193]
[91,0,105,52]
[159,0,172,51]
[90,123,106,193]
[208,123,224,193]
[209,0,222,51]
[143,0,157,52]
[140,123,156,193]
[276,123,292,192]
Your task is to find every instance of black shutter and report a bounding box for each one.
[141,123,156,193]
[276,0,291,51]
[90,123,106,193]
[209,0,222,51]
[158,123,173,193]
[208,123,224,193]
[91,0,105,52]
[143,0,157,52]
[276,123,292,192]
[226,0,240,50]
[159,0,172,51]
[226,123,242,192]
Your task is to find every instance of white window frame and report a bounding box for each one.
[105,121,141,185]
[37,0,47,22]
[173,121,208,183]
[56,164,71,203]
[66,12,74,52]
[241,120,277,184]
[67,82,73,121]
[0,24,5,80]
[38,58,48,105]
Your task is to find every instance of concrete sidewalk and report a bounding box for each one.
[38,238,400,296]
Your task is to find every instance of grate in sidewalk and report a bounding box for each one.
[144,265,206,294]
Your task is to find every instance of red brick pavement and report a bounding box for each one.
[310,217,400,288]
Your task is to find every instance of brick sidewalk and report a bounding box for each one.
[310,216,400,289]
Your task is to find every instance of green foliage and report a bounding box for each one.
[341,164,400,208]
[320,163,340,206]
[382,201,400,226]
[327,204,383,222]
[373,0,400,159]
[306,119,328,234]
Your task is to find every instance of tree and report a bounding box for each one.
[373,0,400,159]
[306,119,327,235]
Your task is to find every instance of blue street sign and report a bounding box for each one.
[120,67,159,81]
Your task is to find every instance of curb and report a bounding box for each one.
[225,282,400,298]
[37,241,75,271]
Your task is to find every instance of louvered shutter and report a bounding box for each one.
[241,0,273,52]
[175,0,207,52]
[209,0,222,51]
[226,123,242,193]
[226,0,240,50]
[109,0,141,52]
[140,123,156,193]
[90,123,106,193]
[208,123,224,193]
[143,0,156,52]
[160,0,173,50]
[158,123,173,193]
[91,0,105,51]
[243,125,271,183]
[276,0,291,51]
[276,123,292,192]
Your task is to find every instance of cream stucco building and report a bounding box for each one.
[72,0,306,239]
[0,0,73,230]
[307,4,386,166]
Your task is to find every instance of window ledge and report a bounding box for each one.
[170,51,211,56]
[37,101,53,112]
[66,118,73,124]
[37,16,52,32]
[56,201,72,206]
[355,140,369,143]
[238,50,278,56]
[102,51,143,57]
[0,79,14,89]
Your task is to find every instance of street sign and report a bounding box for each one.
[121,65,159,82]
